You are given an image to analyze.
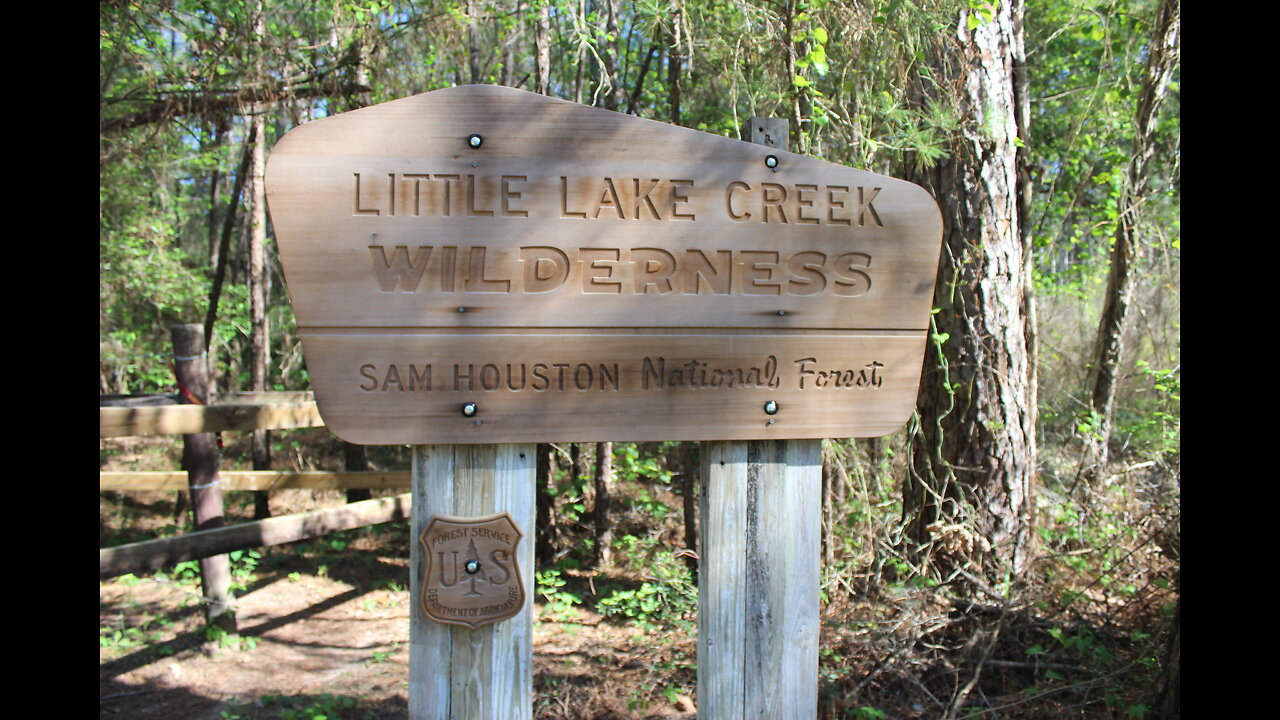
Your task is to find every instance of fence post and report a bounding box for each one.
[409,444,536,720]
[170,323,237,632]
[697,119,822,720]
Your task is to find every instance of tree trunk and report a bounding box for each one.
[821,448,835,567]
[783,0,811,153]
[667,18,682,126]
[467,0,481,84]
[329,8,372,114]
[821,442,851,568]
[533,0,550,95]
[171,324,237,633]
[535,442,556,565]
[570,442,582,491]
[1012,0,1038,461]
[600,0,622,110]
[592,441,613,569]
[680,441,698,577]
[248,109,272,519]
[626,37,661,116]
[1083,0,1180,479]
[904,0,1036,583]
[203,127,256,354]
[206,131,224,278]
[500,0,516,87]
[344,442,371,504]
[867,436,885,490]
[1157,593,1180,719]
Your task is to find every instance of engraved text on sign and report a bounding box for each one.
[265,85,943,444]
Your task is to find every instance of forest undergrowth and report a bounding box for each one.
[101,421,1179,720]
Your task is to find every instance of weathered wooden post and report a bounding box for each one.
[170,323,237,632]
[265,86,942,719]
[698,118,821,719]
[700,439,821,717]
[409,445,534,719]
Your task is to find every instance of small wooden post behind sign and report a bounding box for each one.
[698,120,820,719]
[170,323,237,632]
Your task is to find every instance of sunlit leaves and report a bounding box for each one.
[1025,0,1178,293]
[99,0,1178,397]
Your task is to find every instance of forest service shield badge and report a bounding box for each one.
[420,512,525,629]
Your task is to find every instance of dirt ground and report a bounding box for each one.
[100,433,701,720]
[101,434,1179,720]
[100,553,697,720]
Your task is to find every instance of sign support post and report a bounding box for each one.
[700,440,821,718]
[698,120,821,720]
[409,444,535,720]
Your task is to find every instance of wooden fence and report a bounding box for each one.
[100,389,412,584]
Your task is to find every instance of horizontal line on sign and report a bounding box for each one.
[297,326,927,336]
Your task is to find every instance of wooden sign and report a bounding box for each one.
[266,85,942,444]
[420,512,525,628]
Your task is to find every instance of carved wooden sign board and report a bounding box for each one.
[266,85,942,444]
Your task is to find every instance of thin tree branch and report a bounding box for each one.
[203,124,257,349]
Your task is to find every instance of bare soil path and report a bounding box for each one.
[100,491,697,720]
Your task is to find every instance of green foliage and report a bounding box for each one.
[550,456,590,527]
[100,615,175,652]
[100,138,213,393]
[536,568,583,621]
[367,642,399,663]
[613,443,675,485]
[1113,360,1180,462]
[1046,625,1113,663]
[163,559,204,587]
[1026,0,1180,468]
[596,534,696,631]
[156,549,263,596]
[614,442,680,520]
[1035,479,1176,642]
[228,549,263,592]
[248,693,365,720]
[203,623,259,651]
[1026,0,1180,297]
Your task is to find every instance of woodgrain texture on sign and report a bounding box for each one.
[266,85,942,443]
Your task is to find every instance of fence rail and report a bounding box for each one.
[100,386,405,592]
[100,470,411,491]
[101,493,412,580]
[100,393,323,437]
